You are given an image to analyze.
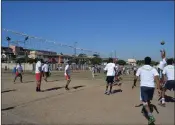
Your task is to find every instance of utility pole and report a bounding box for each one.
[74,42,77,56]
[6,37,11,70]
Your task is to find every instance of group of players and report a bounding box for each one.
[12,50,174,124]
[104,50,174,124]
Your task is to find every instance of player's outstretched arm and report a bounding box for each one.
[160,50,166,59]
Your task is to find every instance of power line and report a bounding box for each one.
[3,28,99,54]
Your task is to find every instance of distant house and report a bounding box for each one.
[127,58,137,66]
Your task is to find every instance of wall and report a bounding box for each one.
[1,63,91,71]
[1,63,34,71]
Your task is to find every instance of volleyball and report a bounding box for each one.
[161,41,165,45]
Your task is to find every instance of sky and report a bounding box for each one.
[2,1,174,61]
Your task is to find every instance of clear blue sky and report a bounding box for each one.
[2,1,174,61]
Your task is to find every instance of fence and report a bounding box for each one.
[1,63,91,72]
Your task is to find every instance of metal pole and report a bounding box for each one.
[7,39,11,70]
[74,42,77,56]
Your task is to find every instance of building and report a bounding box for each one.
[10,45,26,56]
[58,54,73,64]
[1,46,14,62]
[28,50,58,62]
[127,58,137,66]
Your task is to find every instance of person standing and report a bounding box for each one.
[159,58,175,107]
[35,59,42,92]
[42,61,49,82]
[158,50,167,86]
[91,65,95,79]
[104,58,116,95]
[64,61,71,90]
[14,62,23,83]
[132,57,160,124]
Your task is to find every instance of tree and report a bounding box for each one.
[93,54,100,58]
[136,60,144,65]
[117,60,126,65]
[90,57,102,65]
[78,53,87,57]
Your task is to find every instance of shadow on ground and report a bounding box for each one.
[47,80,60,82]
[112,89,123,94]
[24,81,35,83]
[72,85,85,89]
[41,87,64,92]
[135,103,159,125]
[1,89,16,93]
[158,95,175,102]
[2,106,15,111]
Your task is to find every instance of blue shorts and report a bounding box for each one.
[164,80,175,91]
[141,86,155,102]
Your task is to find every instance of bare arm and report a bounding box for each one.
[160,50,166,59]
[163,74,167,84]
[154,75,161,93]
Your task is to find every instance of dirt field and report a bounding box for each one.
[1,70,174,125]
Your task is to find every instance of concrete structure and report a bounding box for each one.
[1,63,34,71]
[9,45,26,56]
[58,54,73,64]
[127,58,137,66]
[28,50,57,60]
[1,47,15,62]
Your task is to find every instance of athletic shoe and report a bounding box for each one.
[158,102,166,107]
[36,87,39,92]
[104,91,108,94]
[106,91,110,95]
[148,115,155,124]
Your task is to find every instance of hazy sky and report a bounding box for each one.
[2,1,174,61]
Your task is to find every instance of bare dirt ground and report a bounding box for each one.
[1,70,174,125]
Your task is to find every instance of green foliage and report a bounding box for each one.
[90,57,102,65]
[151,61,159,66]
[78,53,87,57]
[116,60,126,65]
[137,60,159,66]
[93,54,100,58]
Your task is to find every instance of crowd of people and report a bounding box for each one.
[103,50,174,124]
[11,49,174,124]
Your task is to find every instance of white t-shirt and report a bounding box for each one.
[65,64,71,76]
[158,58,167,70]
[115,65,119,71]
[163,65,174,80]
[104,63,116,76]
[42,64,49,72]
[16,65,23,73]
[35,61,42,73]
[91,67,95,72]
[136,65,159,88]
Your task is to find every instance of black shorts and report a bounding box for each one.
[164,80,175,91]
[106,76,114,84]
[141,86,155,102]
[44,72,49,77]
[134,70,136,76]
